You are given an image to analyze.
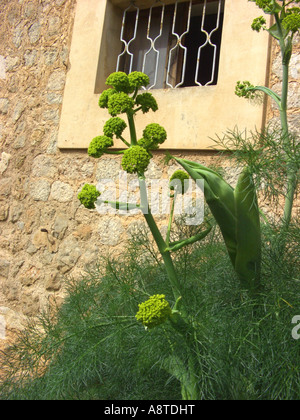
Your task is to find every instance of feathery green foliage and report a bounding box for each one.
[0,221,299,400]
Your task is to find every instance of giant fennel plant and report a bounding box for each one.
[77,2,300,400]
[77,64,264,397]
[78,71,213,399]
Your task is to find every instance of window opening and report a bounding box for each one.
[116,0,224,89]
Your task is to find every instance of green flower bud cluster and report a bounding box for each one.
[99,71,157,117]
[88,135,113,158]
[106,71,150,93]
[87,72,166,175]
[249,0,280,14]
[169,170,190,194]
[251,16,267,32]
[108,92,135,117]
[135,294,172,329]
[78,184,101,209]
[282,9,300,33]
[137,123,167,151]
[103,117,127,138]
[136,92,158,113]
[121,145,151,174]
[235,81,256,99]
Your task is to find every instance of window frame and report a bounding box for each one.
[57,0,271,150]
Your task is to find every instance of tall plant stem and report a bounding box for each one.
[138,175,182,301]
[127,111,137,145]
[280,66,297,230]
[126,109,181,300]
[274,13,297,230]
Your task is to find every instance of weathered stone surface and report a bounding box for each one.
[0,259,10,278]
[0,307,26,331]
[0,55,6,79]
[31,127,45,145]
[96,158,121,182]
[98,216,124,246]
[0,204,9,221]
[0,152,11,174]
[28,21,41,44]
[5,56,19,71]
[32,228,58,253]
[13,134,26,149]
[24,49,38,67]
[55,235,81,273]
[43,108,60,124]
[32,154,57,178]
[20,264,41,287]
[21,292,40,316]
[0,98,9,114]
[47,70,66,91]
[46,93,62,104]
[12,24,23,48]
[44,48,58,66]
[52,213,69,239]
[10,204,23,223]
[73,224,93,240]
[50,181,74,202]
[12,102,25,122]
[30,179,51,202]
[45,271,62,291]
[0,178,12,199]
[144,160,163,179]
[47,16,61,36]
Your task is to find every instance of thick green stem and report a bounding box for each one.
[274,13,297,230]
[127,111,137,145]
[138,176,182,300]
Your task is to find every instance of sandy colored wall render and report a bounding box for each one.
[0,0,299,344]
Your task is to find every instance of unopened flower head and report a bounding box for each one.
[98,88,116,109]
[128,71,150,91]
[121,145,151,174]
[169,170,190,194]
[108,92,135,116]
[136,92,158,113]
[138,123,167,151]
[88,135,113,158]
[235,80,256,99]
[282,10,300,33]
[135,294,172,329]
[251,16,267,32]
[106,71,131,93]
[103,117,127,138]
[249,0,278,14]
[78,184,101,209]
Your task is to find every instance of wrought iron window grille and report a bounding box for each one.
[116,0,225,89]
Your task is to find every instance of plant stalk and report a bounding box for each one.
[138,175,182,301]
[274,13,298,230]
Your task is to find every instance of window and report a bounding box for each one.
[116,0,224,89]
[57,0,271,149]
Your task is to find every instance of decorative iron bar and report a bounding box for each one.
[116,0,224,89]
[195,0,223,86]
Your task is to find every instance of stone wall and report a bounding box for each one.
[0,0,299,344]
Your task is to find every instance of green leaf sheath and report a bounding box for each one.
[175,157,237,267]
[175,158,262,291]
[234,168,262,290]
